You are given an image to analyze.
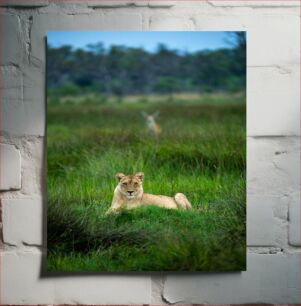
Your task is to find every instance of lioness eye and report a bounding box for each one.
[122,183,127,186]
[134,183,138,187]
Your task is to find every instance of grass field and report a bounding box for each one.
[47,93,246,272]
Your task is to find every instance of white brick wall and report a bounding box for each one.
[2,13,23,65]
[0,143,21,191]
[1,1,300,304]
[2,198,43,246]
[149,15,195,30]
[289,193,300,246]
[0,0,49,6]
[163,253,300,304]
[2,251,150,304]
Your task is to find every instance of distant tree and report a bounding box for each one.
[47,45,73,87]
[154,76,178,101]
[193,49,232,92]
[227,32,246,91]
[47,38,246,96]
[122,47,150,94]
[111,79,123,103]
[86,42,105,55]
[152,44,181,79]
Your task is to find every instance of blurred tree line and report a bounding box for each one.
[47,32,246,97]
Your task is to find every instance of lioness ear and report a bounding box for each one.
[135,172,144,182]
[116,173,125,182]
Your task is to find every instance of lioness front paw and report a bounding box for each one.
[105,208,118,215]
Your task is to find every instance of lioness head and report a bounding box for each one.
[116,172,144,199]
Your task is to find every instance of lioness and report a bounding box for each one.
[106,172,192,213]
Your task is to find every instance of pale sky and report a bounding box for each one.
[47,31,233,53]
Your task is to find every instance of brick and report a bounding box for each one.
[22,66,46,136]
[2,198,43,246]
[86,1,148,7]
[163,253,300,304]
[83,0,174,7]
[0,0,49,6]
[149,15,194,30]
[87,0,136,7]
[0,143,21,191]
[247,195,277,246]
[148,1,176,7]
[2,65,46,136]
[2,13,23,65]
[102,12,142,30]
[247,13,300,67]
[1,65,23,136]
[2,251,151,304]
[248,66,299,136]
[133,0,149,7]
[1,65,22,101]
[248,137,299,196]
[2,252,54,304]
[288,193,300,246]
[207,0,300,7]
[20,138,44,196]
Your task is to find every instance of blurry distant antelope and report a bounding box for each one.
[141,111,162,136]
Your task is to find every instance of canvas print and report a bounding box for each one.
[47,31,246,272]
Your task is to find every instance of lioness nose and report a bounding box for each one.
[128,191,134,195]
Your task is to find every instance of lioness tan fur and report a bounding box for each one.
[106,172,192,213]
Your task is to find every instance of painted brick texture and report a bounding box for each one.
[0,0,300,304]
[0,143,21,191]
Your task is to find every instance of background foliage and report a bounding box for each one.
[47,32,246,97]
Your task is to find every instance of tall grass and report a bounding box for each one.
[47,94,246,271]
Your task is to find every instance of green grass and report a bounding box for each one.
[47,93,246,272]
